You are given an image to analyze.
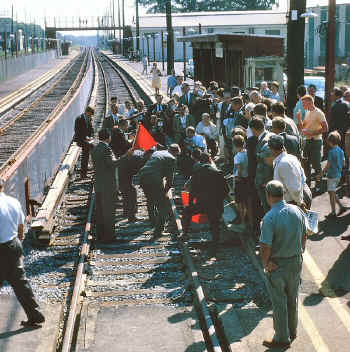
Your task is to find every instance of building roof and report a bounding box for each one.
[177,33,284,57]
[137,10,287,29]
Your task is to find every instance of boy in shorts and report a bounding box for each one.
[321,131,346,218]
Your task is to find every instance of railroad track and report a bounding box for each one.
[0,50,89,172]
[9,50,268,352]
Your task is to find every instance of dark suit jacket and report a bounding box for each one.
[102,115,119,132]
[330,99,350,134]
[314,96,324,111]
[280,132,301,159]
[147,103,168,117]
[179,92,196,113]
[91,141,123,193]
[190,163,229,214]
[74,114,93,145]
[110,128,132,157]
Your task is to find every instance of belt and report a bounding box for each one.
[271,254,302,260]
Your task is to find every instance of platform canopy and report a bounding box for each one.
[177,33,284,88]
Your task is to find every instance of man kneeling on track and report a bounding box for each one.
[182,152,229,257]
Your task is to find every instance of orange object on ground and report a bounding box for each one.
[181,191,208,224]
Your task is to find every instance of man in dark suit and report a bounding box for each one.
[308,84,324,111]
[272,117,301,159]
[91,128,132,243]
[147,94,171,138]
[74,106,94,179]
[139,144,181,238]
[179,83,196,114]
[103,103,121,133]
[182,152,229,256]
[118,149,154,222]
[110,118,132,157]
[330,87,350,151]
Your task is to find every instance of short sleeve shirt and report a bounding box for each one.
[327,146,345,179]
[303,108,327,140]
[260,200,306,258]
[233,150,248,178]
[0,193,25,243]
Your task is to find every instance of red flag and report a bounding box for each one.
[133,123,158,151]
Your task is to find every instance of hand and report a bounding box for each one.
[127,148,134,156]
[266,260,278,273]
[18,232,25,241]
[297,111,302,121]
[299,202,307,212]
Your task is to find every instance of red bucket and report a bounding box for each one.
[181,191,208,224]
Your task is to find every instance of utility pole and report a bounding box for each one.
[136,0,140,53]
[118,0,121,53]
[183,27,186,80]
[11,4,14,56]
[122,0,125,56]
[161,31,165,71]
[286,0,306,115]
[325,0,336,120]
[112,0,116,39]
[152,34,156,62]
[166,0,174,75]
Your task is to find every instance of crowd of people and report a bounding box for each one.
[72,73,350,348]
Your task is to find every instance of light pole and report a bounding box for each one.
[183,27,186,80]
[286,0,307,115]
[166,0,174,74]
[161,31,165,71]
[325,0,336,119]
[136,0,140,53]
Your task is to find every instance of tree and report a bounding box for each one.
[139,0,276,13]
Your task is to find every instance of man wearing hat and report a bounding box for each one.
[138,144,181,238]
[260,180,309,348]
[268,135,311,209]
[0,178,45,327]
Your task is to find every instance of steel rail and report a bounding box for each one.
[169,189,223,352]
[60,50,108,352]
[0,54,82,135]
[0,53,78,115]
[0,50,90,178]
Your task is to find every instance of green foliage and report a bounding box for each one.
[138,0,276,13]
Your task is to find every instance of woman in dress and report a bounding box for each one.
[150,62,161,95]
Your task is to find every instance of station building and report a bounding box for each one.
[131,1,350,69]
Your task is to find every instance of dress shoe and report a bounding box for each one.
[263,338,290,349]
[290,335,296,342]
[341,234,350,241]
[337,207,347,216]
[22,310,45,327]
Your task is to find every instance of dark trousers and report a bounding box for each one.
[120,179,137,220]
[95,191,116,241]
[140,181,172,232]
[0,238,40,320]
[182,203,222,243]
[80,141,92,177]
[304,139,322,184]
[205,137,218,158]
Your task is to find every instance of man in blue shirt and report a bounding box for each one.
[260,180,308,349]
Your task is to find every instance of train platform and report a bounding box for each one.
[102,51,193,99]
[0,296,61,352]
[0,50,78,101]
[75,304,206,352]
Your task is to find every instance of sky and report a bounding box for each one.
[0,0,345,34]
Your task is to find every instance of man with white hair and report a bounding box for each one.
[260,81,272,98]
[260,180,309,349]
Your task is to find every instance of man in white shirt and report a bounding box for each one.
[0,178,45,327]
[268,135,311,209]
[171,75,184,97]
